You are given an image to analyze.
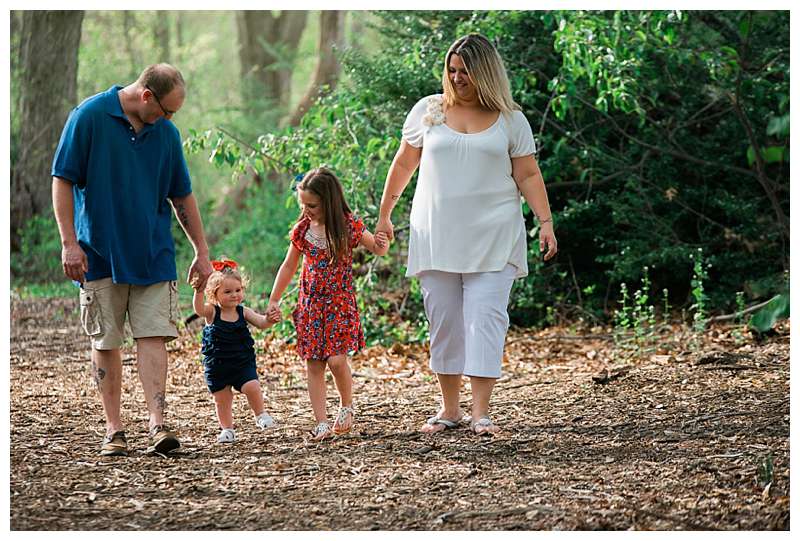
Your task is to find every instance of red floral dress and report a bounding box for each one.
[291,214,366,361]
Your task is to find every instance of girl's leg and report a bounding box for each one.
[327,354,353,407]
[212,387,234,429]
[327,354,354,432]
[240,379,265,416]
[306,359,328,422]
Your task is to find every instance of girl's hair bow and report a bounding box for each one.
[211,259,238,272]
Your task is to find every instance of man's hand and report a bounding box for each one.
[61,241,88,283]
[187,254,213,290]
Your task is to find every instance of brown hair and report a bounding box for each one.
[441,34,518,113]
[136,63,185,98]
[204,258,249,306]
[297,167,352,265]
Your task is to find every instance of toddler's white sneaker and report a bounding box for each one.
[217,428,236,443]
[255,412,277,430]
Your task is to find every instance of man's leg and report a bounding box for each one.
[135,337,169,431]
[128,281,180,452]
[92,347,124,435]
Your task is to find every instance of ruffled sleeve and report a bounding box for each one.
[508,110,536,158]
[349,214,366,249]
[290,218,310,253]
[402,96,434,148]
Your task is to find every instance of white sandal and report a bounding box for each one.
[333,406,355,434]
[309,421,333,441]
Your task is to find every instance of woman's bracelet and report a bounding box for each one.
[537,216,553,225]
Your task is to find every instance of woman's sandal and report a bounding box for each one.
[309,421,333,441]
[470,416,500,436]
[421,414,463,433]
[332,406,355,435]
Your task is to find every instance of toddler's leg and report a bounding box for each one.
[213,387,234,429]
[306,359,328,422]
[241,379,266,416]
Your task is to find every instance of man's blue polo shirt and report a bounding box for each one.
[51,85,192,285]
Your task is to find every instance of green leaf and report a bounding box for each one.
[767,114,790,137]
[762,146,787,164]
[749,293,789,333]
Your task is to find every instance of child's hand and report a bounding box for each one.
[267,301,281,323]
[375,231,390,249]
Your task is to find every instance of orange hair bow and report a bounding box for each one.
[211,259,238,272]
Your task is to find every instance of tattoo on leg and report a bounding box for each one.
[391,195,400,201]
[154,392,166,415]
[91,360,105,387]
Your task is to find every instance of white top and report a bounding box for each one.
[402,94,536,278]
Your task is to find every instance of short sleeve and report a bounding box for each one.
[401,96,432,148]
[349,214,366,249]
[508,111,536,158]
[51,106,90,186]
[290,219,308,253]
[166,123,192,198]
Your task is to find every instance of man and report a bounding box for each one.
[51,63,213,456]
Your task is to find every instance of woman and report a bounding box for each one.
[376,34,557,435]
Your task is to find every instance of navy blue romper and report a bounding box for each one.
[201,305,259,393]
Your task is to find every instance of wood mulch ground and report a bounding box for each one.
[9,297,789,530]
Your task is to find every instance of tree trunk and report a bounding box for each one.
[153,12,170,63]
[11,11,84,250]
[236,10,308,118]
[287,11,346,127]
[121,11,140,80]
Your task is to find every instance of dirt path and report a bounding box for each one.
[10,298,789,530]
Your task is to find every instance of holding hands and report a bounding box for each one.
[267,301,282,324]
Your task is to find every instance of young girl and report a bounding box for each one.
[193,258,279,443]
[268,167,389,440]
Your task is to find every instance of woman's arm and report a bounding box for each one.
[511,154,558,261]
[376,140,422,241]
[192,287,215,323]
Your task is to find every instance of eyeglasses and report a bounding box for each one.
[145,85,176,117]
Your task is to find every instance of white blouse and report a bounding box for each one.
[402,94,536,278]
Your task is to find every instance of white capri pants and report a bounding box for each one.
[418,263,517,379]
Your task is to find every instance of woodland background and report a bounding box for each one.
[7,10,791,531]
[9,10,790,340]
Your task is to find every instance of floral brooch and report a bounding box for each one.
[422,95,445,127]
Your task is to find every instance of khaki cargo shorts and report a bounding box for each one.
[79,278,179,350]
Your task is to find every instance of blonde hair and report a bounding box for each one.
[441,34,519,113]
[204,258,249,305]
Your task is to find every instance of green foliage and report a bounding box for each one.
[690,249,710,333]
[749,293,789,333]
[34,9,783,338]
[11,214,64,284]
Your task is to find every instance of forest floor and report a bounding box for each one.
[9,296,790,531]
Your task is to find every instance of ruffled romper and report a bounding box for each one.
[200,304,259,392]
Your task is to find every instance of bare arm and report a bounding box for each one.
[267,243,302,318]
[376,140,422,241]
[192,287,215,323]
[169,193,213,289]
[511,155,558,261]
[359,229,390,256]
[243,307,274,330]
[52,177,88,283]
